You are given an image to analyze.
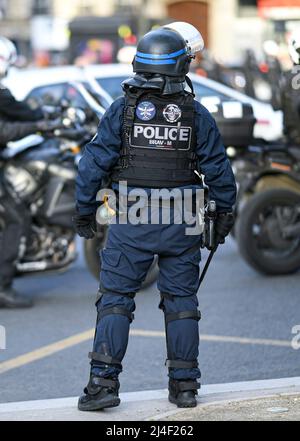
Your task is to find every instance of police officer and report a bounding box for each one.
[74,22,237,411]
[272,30,300,144]
[0,37,60,308]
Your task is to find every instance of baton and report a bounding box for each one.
[198,200,218,290]
[197,245,218,291]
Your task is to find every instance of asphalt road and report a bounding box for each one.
[0,238,300,404]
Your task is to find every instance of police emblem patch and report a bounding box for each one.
[163,104,182,123]
[136,102,156,121]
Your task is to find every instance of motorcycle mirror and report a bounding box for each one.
[65,107,86,124]
[75,108,87,124]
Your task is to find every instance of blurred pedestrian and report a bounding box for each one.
[272,30,300,145]
[0,37,60,308]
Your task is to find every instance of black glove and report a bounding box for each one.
[36,118,63,133]
[215,212,235,246]
[73,213,97,240]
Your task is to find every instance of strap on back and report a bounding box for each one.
[122,88,147,168]
[185,76,195,97]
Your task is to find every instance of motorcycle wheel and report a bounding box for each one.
[236,188,300,275]
[84,226,159,289]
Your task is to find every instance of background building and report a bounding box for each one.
[209,0,300,62]
[0,0,299,65]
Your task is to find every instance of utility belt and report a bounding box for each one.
[118,193,184,211]
[111,174,201,189]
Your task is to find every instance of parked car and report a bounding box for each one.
[3,66,112,115]
[5,64,283,142]
[86,64,283,142]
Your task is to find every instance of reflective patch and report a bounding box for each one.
[130,124,192,150]
[163,104,182,123]
[136,101,156,121]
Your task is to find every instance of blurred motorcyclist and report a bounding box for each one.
[272,30,300,144]
[263,40,283,108]
[0,37,60,308]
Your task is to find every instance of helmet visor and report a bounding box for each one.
[163,22,205,56]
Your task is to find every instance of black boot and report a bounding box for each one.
[78,375,121,412]
[169,379,200,408]
[0,285,33,309]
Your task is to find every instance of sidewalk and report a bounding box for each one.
[0,377,300,421]
[165,394,300,421]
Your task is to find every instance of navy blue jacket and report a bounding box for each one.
[76,96,237,214]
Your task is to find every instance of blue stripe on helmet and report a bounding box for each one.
[136,48,186,60]
[135,57,176,65]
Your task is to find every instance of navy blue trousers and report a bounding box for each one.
[91,215,202,381]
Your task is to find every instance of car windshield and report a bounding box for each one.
[97,76,231,103]
[96,77,128,100]
[27,83,88,108]
[27,83,67,105]
[192,82,229,102]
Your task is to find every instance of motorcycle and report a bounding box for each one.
[232,141,300,275]
[0,104,159,289]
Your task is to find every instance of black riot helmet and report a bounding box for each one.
[133,29,189,77]
[127,22,204,95]
[133,22,204,78]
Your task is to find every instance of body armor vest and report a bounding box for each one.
[111,90,200,188]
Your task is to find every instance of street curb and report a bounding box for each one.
[0,377,300,413]
[1,376,300,416]
[0,389,168,413]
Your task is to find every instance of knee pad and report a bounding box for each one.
[160,292,201,372]
[159,292,200,319]
[89,291,136,372]
[96,291,136,324]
